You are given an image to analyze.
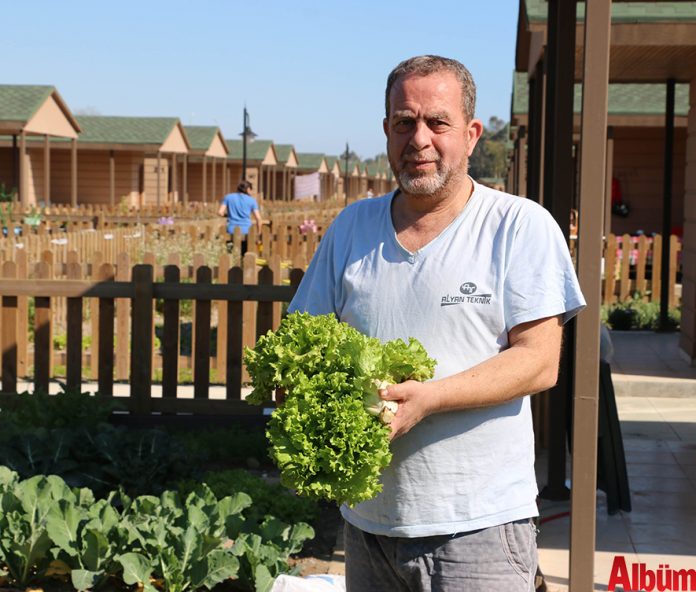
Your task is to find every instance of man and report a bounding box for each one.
[288,55,585,591]
[218,180,263,252]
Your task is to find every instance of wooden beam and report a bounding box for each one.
[659,79,676,330]
[604,129,614,237]
[202,156,207,203]
[156,152,162,207]
[18,131,26,206]
[43,134,50,204]
[540,0,577,502]
[570,0,611,590]
[183,154,188,204]
[109,150,115,207]
[70,138,77,207]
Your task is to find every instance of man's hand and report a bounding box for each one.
[379,380,435,440]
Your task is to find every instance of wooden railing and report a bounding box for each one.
[0,254,305,415]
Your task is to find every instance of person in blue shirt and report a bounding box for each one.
[218,180,263,252]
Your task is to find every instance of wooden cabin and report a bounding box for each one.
[0,85,81,206]
[295,153,330,201]
[182,126,229,203]
[271,144,299,201]
[509,72,689,237]
[225,139,278,200]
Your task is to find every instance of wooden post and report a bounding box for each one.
[540,0,577,503]
[193,265,212,398]
[162,264,180,398]
[130,265,153,414]
[216,254,230,385]
[183,154,188,204]
[226,265,244,400]
[90,251,104,380]
[71,138,78,207]
[2,261,18,393]
[202,157,207,203]
[569,0,611,588]
[43,134,51,204]
[109,150,116,207]
[19,130,27,206]
[156,152,162,207]
[16,251,28,379]
[97,263,115,396]
[34,261,51,393]
[604,129,614,237]
[115,252,130,380]
[66,261,83,391]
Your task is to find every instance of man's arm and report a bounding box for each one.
[217,202,227,217]
[381,314,564,439]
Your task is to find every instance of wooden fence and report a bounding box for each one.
[599,233,681,306]
[0,254,306,415]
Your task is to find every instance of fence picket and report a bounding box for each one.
[226,265,244,400]
[97,263,115,397]
[66,262,83,392]
[193,266,212,399]
[2,261,18,393]
[162,264,180,399]
[34,261,52,393]
[130,265,153,413]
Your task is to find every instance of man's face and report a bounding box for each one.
[384,71,481,197]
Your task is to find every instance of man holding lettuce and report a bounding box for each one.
[288,55,585,591]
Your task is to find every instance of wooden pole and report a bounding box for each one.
[71,138,78,207]
[19,130,27,206]
[43,134,51,204]
[109,150,116,207]
[569,0,611,589]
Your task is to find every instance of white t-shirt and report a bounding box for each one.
[288,179,586,537]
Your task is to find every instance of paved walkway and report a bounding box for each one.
[536,330,696,591]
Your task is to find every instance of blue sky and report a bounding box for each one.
[3,0,519,159]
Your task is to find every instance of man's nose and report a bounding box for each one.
[409,121,432,151]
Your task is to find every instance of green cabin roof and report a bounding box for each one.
[512,71,690,117]
[296,153,326,171]
[73,115,181,145]
[525,0,696,24]
[183,125,222,152]
[274,143,295,164]
[0,85,54,122]
[225,138,273,161]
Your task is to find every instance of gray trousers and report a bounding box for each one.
[343,518,538,592]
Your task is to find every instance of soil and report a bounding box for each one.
[289,501,344,576]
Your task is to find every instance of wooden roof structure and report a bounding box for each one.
[225,139,277,165]
[514,2,696,588]
[183,126,228,157]
[273,143,298,167]
[295,153,329,173]
[0,85,80,137]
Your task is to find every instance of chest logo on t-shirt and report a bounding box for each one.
[440,282,492,306]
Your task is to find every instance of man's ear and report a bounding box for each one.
[383,117,389,137]
[466,118,485,156]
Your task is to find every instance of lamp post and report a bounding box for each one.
[342,142,350,207]
[240,106,257,182]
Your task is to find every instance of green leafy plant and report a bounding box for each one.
[244,312,436,506]
[0,385,121,429]
[177,469,319,526]
[603,294,680,331]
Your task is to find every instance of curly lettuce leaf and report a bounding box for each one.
[243,312,436,506]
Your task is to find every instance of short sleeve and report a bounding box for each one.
[503,205,585,331]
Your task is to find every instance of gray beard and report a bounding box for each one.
[397,169,449,195]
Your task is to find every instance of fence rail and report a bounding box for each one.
[0,255,305,416]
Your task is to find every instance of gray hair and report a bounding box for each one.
[385,55,476,121]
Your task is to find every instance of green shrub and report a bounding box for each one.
[602,296,680,331]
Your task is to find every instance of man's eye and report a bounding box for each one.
[394,119,413,130]
[429,120,448,130]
